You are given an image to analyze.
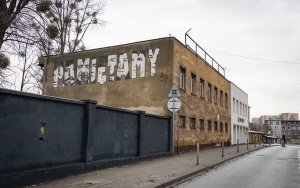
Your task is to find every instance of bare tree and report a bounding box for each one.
[0,0,106,92]
[0,0,32,49]
[34,0,106,55]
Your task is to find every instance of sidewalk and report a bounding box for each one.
[31,144,263,188]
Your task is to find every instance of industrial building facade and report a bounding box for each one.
[230,83,249,145]
[41,37,231,152]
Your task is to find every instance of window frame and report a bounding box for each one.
[191,73,196,95]
[207,83,212,101]
[179,67,186,90]
[200,119,205,130]
[200,79,204,98]
[214,87,218,104]
[190,118,196,129]
[179,116,185,127]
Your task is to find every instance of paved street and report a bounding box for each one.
[28,144,263,188]
[177,145,300,188]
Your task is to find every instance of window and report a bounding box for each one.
[200,119,204,130]
[179,116,185,127]
[214,121,218,130]
[208,120,212,130]
[283,126,286,130]
[225,93,228,108]
[200,79,204,98]
[220,123,224,131]
[179,67,186,90]
[225,123,228,132]
[240,102,242,114]
[233,98,235,112]
[276,122,279,125]
[242,104,244,115]
[214,87,218,104]
[191,73,196,94]
[236,100,239,114]
[190,118,196,129]
[270,122,273,125]
[220,90,223,106]
[207,83,212,101]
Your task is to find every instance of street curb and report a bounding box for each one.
[155,147,263,188]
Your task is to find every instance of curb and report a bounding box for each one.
[155,147,263,188]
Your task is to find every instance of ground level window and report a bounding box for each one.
[200,119,204,130]
[179,116,185,127]
[214,121,218,130]
[190,118,196,129]
[208,120,212,130]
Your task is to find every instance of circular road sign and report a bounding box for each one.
[167,97,181,112]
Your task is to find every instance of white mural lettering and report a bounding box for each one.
[53,62,63,87]
[77,58,90,85]
[132,50,145,78]
[63,60,76,86]
[116,53,130,80]
[108,55,117,81]
[52,48,161,87]
[91,58,97,84]
[149,48,160,77]
[98,56,107,84]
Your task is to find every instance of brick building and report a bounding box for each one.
[40,37,231,152]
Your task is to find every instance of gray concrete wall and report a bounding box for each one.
[0,88,172,187]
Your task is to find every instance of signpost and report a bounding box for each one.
[167,85,181,156]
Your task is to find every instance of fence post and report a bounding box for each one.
[82,100,97,163]
[170,116,174,156]
[137,111,146,156]
[247,139,249,150]
[222,140,224,157]
[196,143,200,165]
[237,139,239,153]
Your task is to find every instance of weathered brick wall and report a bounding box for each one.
[172,40,231,151]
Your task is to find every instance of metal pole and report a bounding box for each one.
[247,139,249,150]
[197,142,200,165]
[172,93,175,156]
[237,139,239,153]
[222,140,224,157]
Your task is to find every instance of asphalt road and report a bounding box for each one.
[177,145,300,188]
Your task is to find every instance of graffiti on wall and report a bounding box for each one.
[53,48,160,87]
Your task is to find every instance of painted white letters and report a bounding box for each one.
[53,48,160,87]
[131,50,146,78]
[148,48,160,76]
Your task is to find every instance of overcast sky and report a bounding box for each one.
[84,0,300,119]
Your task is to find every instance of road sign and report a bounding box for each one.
[167,97,181,112]
[168,85,181,98]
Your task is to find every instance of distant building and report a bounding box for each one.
[280,113,298,120]
[266,120,300,144]
[265,120,282,138]
[252,113,299,126]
